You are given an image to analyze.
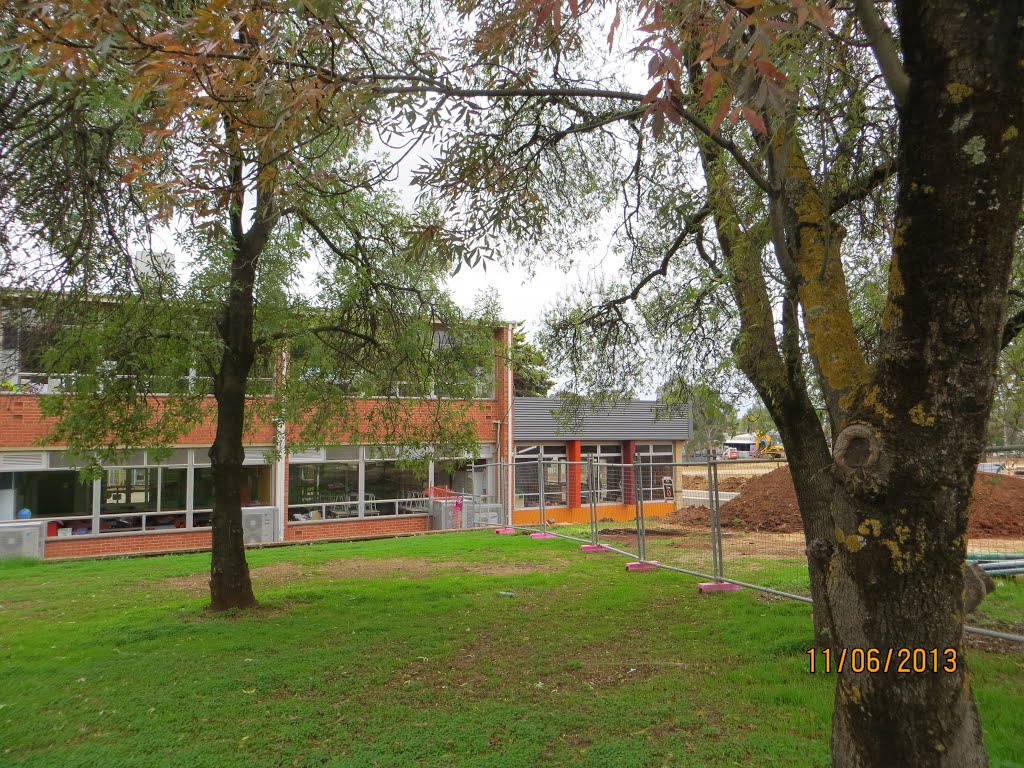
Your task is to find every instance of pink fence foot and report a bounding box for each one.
[698,582,742,592]
[494,528,516,535]
[625,561,659,572]
[529,532,558,539]
[580,544,609,552]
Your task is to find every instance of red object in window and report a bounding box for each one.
[47,521,59,537]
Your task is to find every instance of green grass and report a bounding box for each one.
[0,533,1021,768]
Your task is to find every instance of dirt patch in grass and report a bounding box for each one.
[160,561,307,596]
[318,556,570,580]
[160,556,569,596]
[966,631,1024,655]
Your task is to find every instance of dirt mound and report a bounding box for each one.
[662,505,712,527]
[717,468,1024,538]
[677,475,751,492]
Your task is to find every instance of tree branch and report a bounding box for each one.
[1002,307,1024,349]
[851,0,910,108]
[829,160,896,215]
[255,324,382,350]
[592,205,712,314]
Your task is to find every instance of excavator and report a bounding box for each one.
[754,432,786,459]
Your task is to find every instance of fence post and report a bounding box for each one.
[538,458,546,531]
[711,459,724,580]
[588,455,598,545]
[499,459,508,528]
[635,455,646,561]
[707,456,720,579]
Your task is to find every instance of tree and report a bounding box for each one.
[2,1,497,610]
[737,405,776,439]
[510,322,555,396]
[660,379,735,454]
[387,1,1022,764]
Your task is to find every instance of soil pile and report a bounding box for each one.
[716,468,1024,538]
[677,475,751,493]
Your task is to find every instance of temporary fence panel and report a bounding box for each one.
[588,461,640,557]
[965,453,1024,575]
[710,459,810,595]
[633,459,718,579]
[505,453,1022,641]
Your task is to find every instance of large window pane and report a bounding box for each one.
[102,468,158,513]
[160,468,188,512]
[364,461,427,515]
[287,462,359,521]
[288,462,358,504]
[194,465,273,509]
[14,472,92,530]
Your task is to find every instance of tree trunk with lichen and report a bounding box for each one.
[708,3,1021,764]
[816,5,1021,764]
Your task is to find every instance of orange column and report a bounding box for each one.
[622,440,636,504]
[567,440,582,508]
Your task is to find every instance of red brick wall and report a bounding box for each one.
[0,395,276,449]
[2,326,512,454]
[45,530,213,559]
[283,516,430,541]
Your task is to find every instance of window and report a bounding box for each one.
[193,465,273,510]
[100,466,190,532]
[287,462,359,520]
[363,460,428,516]
[14,471,93,534]
[637,443,675,501]
[285,447,432,522]
[22,448,274,538]
[580,444,624,503]
[514,444,567,508]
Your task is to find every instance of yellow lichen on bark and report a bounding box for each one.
[859,385,894,420]
[857,519,882,537]
[946,82,973,103]
[909,404,937,427]
[787,144,870,418]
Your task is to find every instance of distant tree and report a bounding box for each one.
[510,323,555,397]
[661,379,735,454]
[738,406,777,438]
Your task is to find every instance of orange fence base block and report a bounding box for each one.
[494,528,516,535]
[698,582,743,593]
[625,561,659,572]
[580,544,609,553]
[529,532,558,539]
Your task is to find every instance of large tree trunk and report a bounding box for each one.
[208,240,258,611]
[819,3,1024,764]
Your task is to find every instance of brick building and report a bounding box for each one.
[0,321,693,560]
[0,323,516,559]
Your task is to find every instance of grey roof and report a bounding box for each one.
[514,397,691,442]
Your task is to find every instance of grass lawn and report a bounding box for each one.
[1,532,1021,768]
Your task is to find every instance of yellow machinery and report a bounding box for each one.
[755,432,785,459]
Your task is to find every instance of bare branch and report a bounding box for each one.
[851,0,910,107]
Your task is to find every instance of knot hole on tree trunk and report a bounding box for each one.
[833,422,888,497]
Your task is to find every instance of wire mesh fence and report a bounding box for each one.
[504,455,1024,625]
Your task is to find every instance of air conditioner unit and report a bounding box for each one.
[470,503,504,528]
[241,508,275,545]
[0,522,46,560]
